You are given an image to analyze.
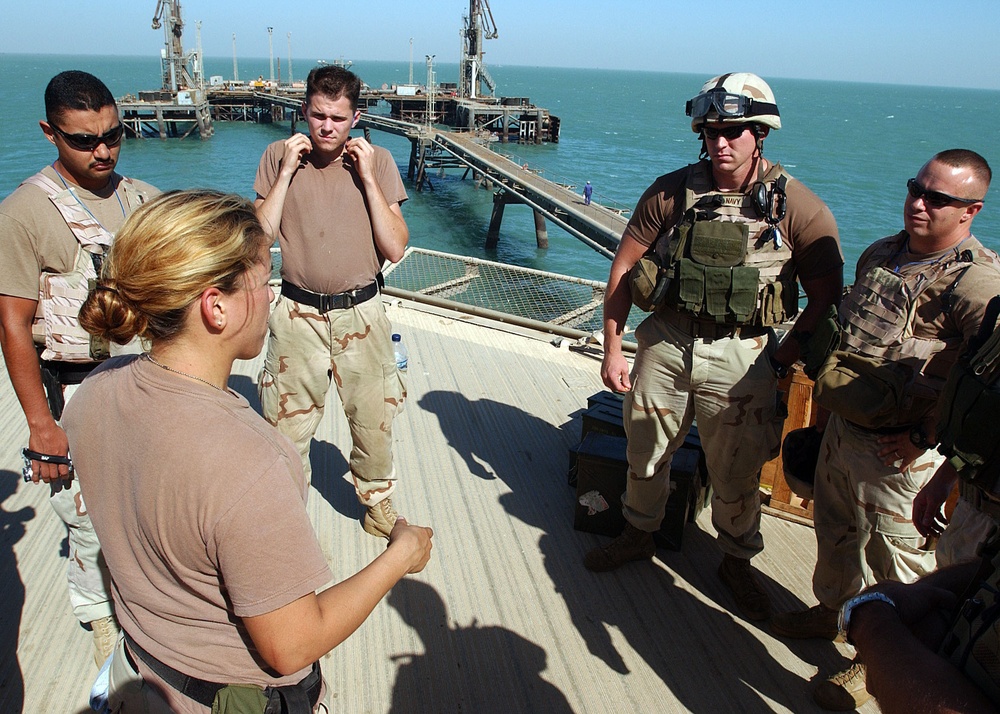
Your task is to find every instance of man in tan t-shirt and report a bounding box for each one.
[255,65,409,540]
[0,70,157,668]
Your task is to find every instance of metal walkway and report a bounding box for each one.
[355,113,628,258]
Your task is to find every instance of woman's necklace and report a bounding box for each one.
[143,353,228,393]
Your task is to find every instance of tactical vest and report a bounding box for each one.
[834,232,1000,421]
[24,171,147,363]
[936,295,1000,495]
[939,530,1000,707]
[653,161,797,327]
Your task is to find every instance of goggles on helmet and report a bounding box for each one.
[685,89,779,122]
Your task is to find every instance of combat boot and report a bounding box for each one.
[770,603,839,640]
[813,660,871,710]
[363,498,399,539]
[718,554,771,621]
[583,522,656,572]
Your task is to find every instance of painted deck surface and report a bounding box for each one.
[0,298,878,713]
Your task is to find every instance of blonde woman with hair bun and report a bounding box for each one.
[64,189,433,713]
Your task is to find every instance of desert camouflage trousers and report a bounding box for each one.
[259,294,405,506]
[937,494,1000,568]
[812,413,942,609]
[622,312,785,559]
[50,383,114,624]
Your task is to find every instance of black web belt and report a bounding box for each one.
[123,630,322,711]
[281,274,383,314]
[40,359,99,386]
[39,359,101,420]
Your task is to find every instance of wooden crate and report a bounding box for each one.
[760,364,816,524]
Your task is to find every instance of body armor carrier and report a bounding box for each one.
[833,232,999,422]
[652,160,797,327]
[24,171,147,363]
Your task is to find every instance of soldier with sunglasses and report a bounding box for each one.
[0,70,157,668]
[585,72,843,619]
[771,149,1000,710]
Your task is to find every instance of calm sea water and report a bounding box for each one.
[3,54,1000,281]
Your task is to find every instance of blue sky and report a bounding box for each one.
[3,0,999,90]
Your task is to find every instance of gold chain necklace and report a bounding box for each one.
[143,353,228,393]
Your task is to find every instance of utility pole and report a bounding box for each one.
[232,33,239,82]
[267,27,274,84]
[425,55,435,128]
[195,21,204,90]
[409,38,414,84]
[287,32,293,84]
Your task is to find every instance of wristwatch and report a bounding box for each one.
[768,354,789,380]
[838,591,897,644]
[909,424,936,450]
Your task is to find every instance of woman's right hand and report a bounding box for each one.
[389,517,434,574]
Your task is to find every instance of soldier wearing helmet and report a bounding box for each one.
[585,73,843,625]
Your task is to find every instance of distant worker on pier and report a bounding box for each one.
[585,73,843,625]
[0,70,158,668]
[583,181,593,206]
[254,65,410,539]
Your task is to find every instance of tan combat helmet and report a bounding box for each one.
[686,72,781,133]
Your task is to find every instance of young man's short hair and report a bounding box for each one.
[44,70,116,125]
[934,148,992,191]
[305,66,361,110]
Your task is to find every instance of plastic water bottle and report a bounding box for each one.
[392,333,408,372]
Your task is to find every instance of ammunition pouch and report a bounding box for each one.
[813,351,916,429]
[676,259,760,323]
[629,252,671,312]
[671,219,757,322]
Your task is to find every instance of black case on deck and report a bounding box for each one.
[570,391,709,550]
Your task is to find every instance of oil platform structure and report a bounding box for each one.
[366,0,559,143]
[118,1,214,139]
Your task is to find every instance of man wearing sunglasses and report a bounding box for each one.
[772,149,1000,710]
[0,70,157,668]
[585,72,843,619]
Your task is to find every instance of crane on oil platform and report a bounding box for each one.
[459,0,498,100]
[151,0,203,93]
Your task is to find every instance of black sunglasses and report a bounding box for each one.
[702,124,750,141]
[906,178,982,208]
[50,122,124,152]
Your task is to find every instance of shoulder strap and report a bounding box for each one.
[967,295,1000,384]
[21,171,114,252]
